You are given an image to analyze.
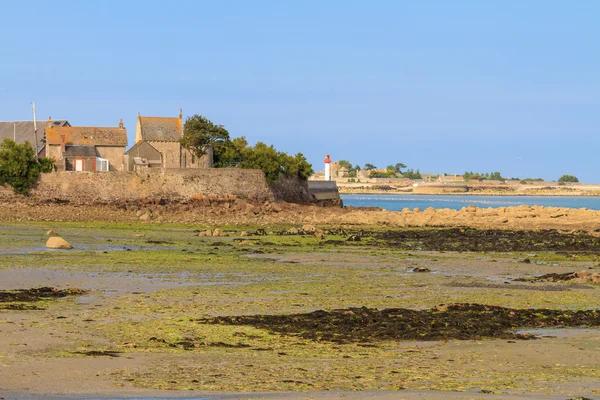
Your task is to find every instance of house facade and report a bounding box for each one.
[45,120,128,171]
[131,109,212,169]
[0,118,70,156]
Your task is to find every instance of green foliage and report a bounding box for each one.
[238,142,313,182]
[183,114,313,182]
[39,157,55,173]
[369,170,397,178]
[463,171,505,181]
[558,174,579,183]
[0,139,41,195]
[363,163,377,170]
[213,136,248,168]
[337,160,353,170]
[394,162,407,173]
[402,169,422,180]
[181,115,230,159]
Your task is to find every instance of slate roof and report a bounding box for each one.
[138,116,182,142]
[46,126,128,147]
[0,120,69,149]
[62,145,98,158]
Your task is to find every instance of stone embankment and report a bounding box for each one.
[2,199,600,232]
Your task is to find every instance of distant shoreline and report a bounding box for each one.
[338,188,600,197]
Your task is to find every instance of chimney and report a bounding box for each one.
[60,134,66,153]
[47,116,52,127]
[119,118,124,129]
[179,108,183,119]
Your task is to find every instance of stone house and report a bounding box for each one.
[130,109,212,169]
[0,118,70,156]
[45,119,128,171]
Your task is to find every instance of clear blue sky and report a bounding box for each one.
[1,1,598,181]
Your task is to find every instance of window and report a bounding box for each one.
[96,158,109,171]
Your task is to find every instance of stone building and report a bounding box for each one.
[45,119,128,171]
[0,118,70,156]
[130,109,212,169]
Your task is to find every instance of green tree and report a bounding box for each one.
[363,163,377,170]
[280,152,313,181]
[238,142,314,182]
[180,115,230,159]
[337,160,353,170]
[558,174,579,183]
[394,162,407,173]
[213,136,248,168]
[0,139,41,195]
[403,169,422,179]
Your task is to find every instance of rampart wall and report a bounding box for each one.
[0,169,315,204]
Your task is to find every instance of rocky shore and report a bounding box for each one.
[2,196,600,232]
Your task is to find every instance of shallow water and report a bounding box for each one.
[342,194,600,211]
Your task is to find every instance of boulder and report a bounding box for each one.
[139,212,151,221]
[302,225,316,233]
[46,237,72,249]
[46,229,59,236]
[213,228,224,237]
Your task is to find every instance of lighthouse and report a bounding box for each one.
[324,153,332,181]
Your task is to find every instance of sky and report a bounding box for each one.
[1,0,598,181]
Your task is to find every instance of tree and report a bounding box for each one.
[238,142,314,183]
[403,169,422,180]
[394,162,407,173]
[180,115,230,159]
[0,139,41,195]
[337,160,353,170]
[558,174,579,183]
[363,163,377,170]
[213,136,248,168]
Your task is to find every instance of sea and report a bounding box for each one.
[341,194,600,211]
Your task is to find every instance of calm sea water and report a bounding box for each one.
[341,194,600,211]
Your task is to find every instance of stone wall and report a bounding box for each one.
[0,169,316,204]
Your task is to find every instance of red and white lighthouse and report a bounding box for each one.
[324,153,332,181]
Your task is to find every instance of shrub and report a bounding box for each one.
[0,139,42,195]
[558,174,579,183]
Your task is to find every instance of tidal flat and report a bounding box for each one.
[1,221,600,399]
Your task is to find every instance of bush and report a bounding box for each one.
[558,174,579,183]
[0,139,42,195]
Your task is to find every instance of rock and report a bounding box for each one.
[139,212,151,221]
[466,205,477,213]
[314,230,325,240]
[213,228,224,237]
[46,229,59,236]
[522,258,531,264]
[198,230,212,237]
[46,236,72,249]
[347,235,361,242]
[412,266,431,273]
[240,231,249,237]
[238,240,253,246]
[302,225,316,233]
[133,234,145,237]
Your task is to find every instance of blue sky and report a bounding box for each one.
[1,1,598,181]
